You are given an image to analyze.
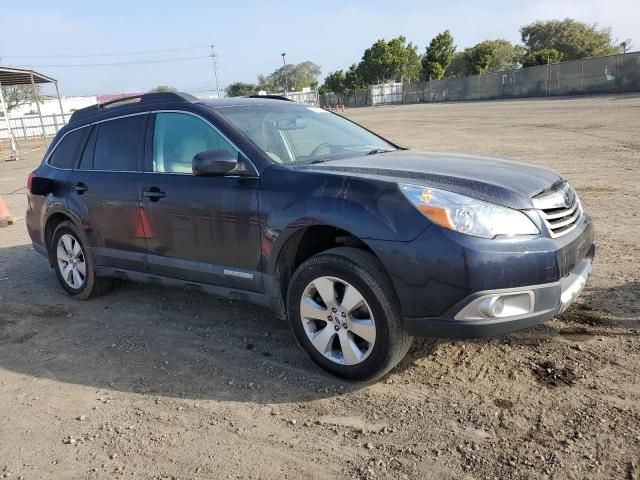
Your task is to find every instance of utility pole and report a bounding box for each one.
[281,52,288,93]
[210,45,220,98]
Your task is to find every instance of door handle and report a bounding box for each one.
[73,182,88,194]
[142,187,166,201]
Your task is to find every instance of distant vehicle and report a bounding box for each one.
[26,92,595,380]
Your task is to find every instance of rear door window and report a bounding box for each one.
[49,128,85,169]
[93,115,146,171]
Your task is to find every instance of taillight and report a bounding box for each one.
[27,171,37,191]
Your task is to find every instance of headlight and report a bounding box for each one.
[399,184,539,239]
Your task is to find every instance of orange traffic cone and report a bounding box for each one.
[0,195,14,228]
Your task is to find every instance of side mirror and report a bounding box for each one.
[192,149,238,176]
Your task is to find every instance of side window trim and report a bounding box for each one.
[49,111,149,173]
[147,109,259,177]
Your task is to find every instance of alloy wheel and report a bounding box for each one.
[299,276,376,365]
[56,234,87,289]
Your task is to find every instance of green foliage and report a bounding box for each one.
[463,39,522,75]
[149,85,176,93]
[357,36,422,84]
[444,52,467,78]
[320,70,346,95]
[522,48,564,67]
[345,64,366,90]
[258,61,321,92]
[226,82,258,97]
[1,85,41,112]
[520,19,619,61]
[422,30,456,80]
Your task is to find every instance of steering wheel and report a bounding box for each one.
[310,142,333,157]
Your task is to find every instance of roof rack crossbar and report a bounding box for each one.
[69,91,198,123]
[247,95,293,101]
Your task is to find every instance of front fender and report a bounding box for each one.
[259,167,429,275]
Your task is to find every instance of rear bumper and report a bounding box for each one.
[405,244,595,338]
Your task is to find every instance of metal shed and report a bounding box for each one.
[0,66,64,160]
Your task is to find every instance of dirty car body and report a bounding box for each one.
[26,93,595,380]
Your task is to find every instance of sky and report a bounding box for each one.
[1,0,638,97]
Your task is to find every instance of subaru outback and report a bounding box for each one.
[26,92,595,380]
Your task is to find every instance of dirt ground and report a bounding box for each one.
[1,95,639,480]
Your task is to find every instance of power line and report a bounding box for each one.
[1,45,210,59]
[13,55,211,68]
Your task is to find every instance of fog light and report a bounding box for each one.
[455,291,535,320]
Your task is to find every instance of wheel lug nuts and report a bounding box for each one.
[341,312,346,317]
[331,307,337,313]
[342,323,348,329]
[334,325,340,331]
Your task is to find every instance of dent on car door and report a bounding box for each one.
[66,115,148,271]
[141,111,262,291]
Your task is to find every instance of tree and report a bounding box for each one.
[422,30,456,80]
[463,39,522,74]
[357,36,422,84]
[258,61,322,93]
[226,82,257,97]
[520,19,619,61]
[522,48,564,67]
[319,70,346,96]
[444,52,467,78]
[345,64,366,90]
[0,85,41,112]
[149,85,176,93]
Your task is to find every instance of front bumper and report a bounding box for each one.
[404,244,595,338]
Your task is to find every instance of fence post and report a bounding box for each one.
[20,118,26,139]
[0,80,19,159]
[546,60,550,96]
[580,60,584,90]
[30,74,48,146]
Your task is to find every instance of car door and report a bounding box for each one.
[66,114,148,271]
[141,111,262,292]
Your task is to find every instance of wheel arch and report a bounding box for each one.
[266,223,390,319]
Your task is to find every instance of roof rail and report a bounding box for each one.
[69,91,198,124]
[247,94,293,101]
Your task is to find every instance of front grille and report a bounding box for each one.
[533,183,583,238]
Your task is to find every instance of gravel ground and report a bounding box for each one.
[0,94,639,480]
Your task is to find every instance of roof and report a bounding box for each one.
[200,96,302,109]
[68,91,199,124]
[0,66,56,86]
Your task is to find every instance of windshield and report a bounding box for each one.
[211,102,396,164]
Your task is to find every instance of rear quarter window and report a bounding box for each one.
[48,129,85,169]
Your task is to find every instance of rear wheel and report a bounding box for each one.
[50,221,113,299]
[287,247,412,381]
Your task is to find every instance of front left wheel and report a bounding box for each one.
[287,247,412,381]
[50,221,113,299]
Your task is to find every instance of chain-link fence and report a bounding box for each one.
[319,51,640,108]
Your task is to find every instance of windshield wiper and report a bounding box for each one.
[309,158,329,164]
[366,148,394,155]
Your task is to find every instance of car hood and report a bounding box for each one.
[294,150,563,209]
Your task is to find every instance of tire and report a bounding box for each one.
[287,247,412,381]
[50,220,113,299]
